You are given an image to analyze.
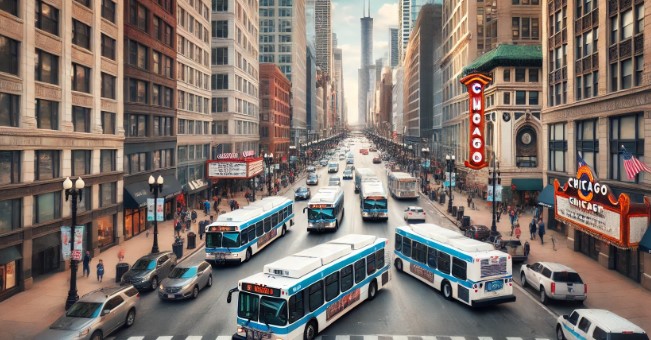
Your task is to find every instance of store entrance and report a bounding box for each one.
[575,230,599,260]
[612,246,640,282]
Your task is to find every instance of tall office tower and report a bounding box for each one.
[358,0,373,126]
[305,43,317,137]
[398,0,435,62]
[176,0,212,208]
[392,67,405,138]
[124,0,181,239]
[360,2,373,67]
[334,48,344,131]
[305,0,316,46]
[211,0,260,156]
[259,0,307,146]
[315,0,332,76]
[389,27,400,67]
[0,0,124,298]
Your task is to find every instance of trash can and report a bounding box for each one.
[187,232,196,249]
[452,206,458,217]
[462,215,471,229]
[439,193,445,205]
[457,206,465,220]
[115,263,130,283]
[430,191,437,201]
[172,239,184,259]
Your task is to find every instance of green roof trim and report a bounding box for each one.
[462,44,543,77]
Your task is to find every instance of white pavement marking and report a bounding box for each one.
[450,336,467,340]
[392,336,410,340]
[186,337,203,340]
[217,336,233,340]
[506,337,524,340]
[513,279,560,319]
[363,336,379,340]
[421,336,438,340]
[335,336,350,340]
[156,337,173,340]
[478,337,494,340]
[125,337,144,340]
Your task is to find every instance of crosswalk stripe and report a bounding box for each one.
[186,337,203,340]
[507,337,524,340]
[421,336,437,340]
[125,337,144,340]
[156,337,173,340]
[479,337,494,340]
[335,336,349,340]
[119,335,554,340]
[216,336,232,340]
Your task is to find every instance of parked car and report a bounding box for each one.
[520,262,587,304]
[306,165,316,173]
[121,251,177,291]
[294,186,311,200]
[158,261,213,300]
[306,173,319,186]
[556,309,648,340]
[342,169,354,179]
[464,224,491,241]
[372,157,382,164]
[495,239,528,263]
[339,154,346,160]
[36,285,140,340]
[328,176,341,186]
[319,158,329,166]
[370,147,377,152]
[403,206,426,222]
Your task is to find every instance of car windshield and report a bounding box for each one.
[364,199,387,209]
[296,188,307,193]
[552,271,583,283]
[65,302,102,318]
[132,259,156,270]
[308,208,335,220]
[259,297,288,326]
[308,174,317,180]
[168,266,197,279]
[206,232,222,248]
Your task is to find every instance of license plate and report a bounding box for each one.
[485,280,504,292]
[566,295,575,300]
[167,294,175,299]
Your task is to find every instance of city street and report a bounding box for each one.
[109,142,563,339]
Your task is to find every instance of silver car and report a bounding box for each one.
[158,261,213,300]
[36,285,140,340]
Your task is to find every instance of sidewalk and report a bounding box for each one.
[422,186,651,332]
[0,174,304,339]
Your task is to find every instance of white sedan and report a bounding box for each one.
[403,206,426,222]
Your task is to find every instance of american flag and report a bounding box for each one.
[621,146,651,180]
[577,152,588,168]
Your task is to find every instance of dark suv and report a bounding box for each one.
[464,225,491,241]
[121,251,177,291]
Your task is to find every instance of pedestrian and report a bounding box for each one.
[229,199,235,211]
[191,209,198,224]
[96,259,104,282]
[509,207,517,226]
[185,213,191,232]
[538,218,546,245]
[514,223,522,239]
[118,248,125,262]
[203,199,210,215]
[524,241,531,257]
[175,220,183,237]
[467,196,472,208]
[82,250,91,277]
[529,217,537,240]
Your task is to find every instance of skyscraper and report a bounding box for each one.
[315,0,333,76]
[389,27,400,67]
[360,2,373,67]
[358,0,373,126]
[399,0,436,62]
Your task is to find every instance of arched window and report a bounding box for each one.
[516,126,538,167]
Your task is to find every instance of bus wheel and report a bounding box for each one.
[245,248,252,262]
[394,258,403,272]
[304,320,318,340]
[281,225,287,237]
[368,280,378,300]
[442,281,453,300]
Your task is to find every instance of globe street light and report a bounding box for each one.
[64,176,85,310]
[446,155,455,214]
[148,175,164,254]
[264,153,274,196]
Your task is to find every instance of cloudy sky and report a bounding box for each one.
[332,0,398,124]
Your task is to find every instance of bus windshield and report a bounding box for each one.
[205,232,240,248]
[363,199,387,210]
[259,296,288,326]
[398,181,416,190]
[237,292,259,321]
[205,232,222,248]
[308,208,335,220]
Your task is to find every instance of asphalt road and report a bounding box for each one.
[110,140,568,339]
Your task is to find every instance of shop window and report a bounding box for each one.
[0,198,21,232]
[97,214,115,248]
[0,260,18,293]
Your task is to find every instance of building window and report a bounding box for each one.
[71,150,91,176]
[528,91,539,105]
[71,63,90,93]
[0,198,21,232]
[100,149,116,172]
[153,116,172,136]
[163,87,173,108]
[548,123,567,172]
[101,0,116,22]
[515,68,526,82]
[503,92,511,105]
[152,51,162,75]
[0,0,19,17]
[35,0,59,36]
[212,97,228,112]
[35,150,59,180]
[96,214,115,248]
[212,20,228,38]
[128,78,148,104]
[0,151,20,185]
[75,0,91,7]
[152,149,173,169]
[213,120,228,134]
[101,34,116,60]
[213,0,227,11]
[164,56,173,78]
[128,152,148,173]
[101,73,116,99]
[515,91,526,105]
[529,69,539,82]
[153,16,162,41]
[72,106,90,133]
[212,47,228,65]
[128,40,149,70]
[609,3,644,91]
[0,93,19,127]
[34,191,61,224]
[152,84,162,106]
[72,19,91,50]
[129,0,148,32]
[164,23,173,47]
[35,49,59,85]
[212,74,229,89]
[99,182,116,207]
[610,113,644,182]
[0,35,19,76]
[35,99,58,130]
[127,114,147,137]
[101,111,115,134]
[576,119,599,173]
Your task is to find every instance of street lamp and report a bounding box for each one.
[446,155,455,213]
[264,153,274,196]
[489,152,501,235]
[63,176,85,310]
[148,175,164,254]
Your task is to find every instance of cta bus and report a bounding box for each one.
[304,186,344,232]
[359,180,388,221]
[226,234,390,340]
[388,172,419,199]
[205,196,294,265]
[394,223,516,307]
[354,167,376,193]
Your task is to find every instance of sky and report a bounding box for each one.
[332,0,398,125]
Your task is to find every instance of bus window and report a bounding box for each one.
[437,252,451,274]
[282,207,288,220]
[340,265,353,292]
[240,229,249,245]
[366,254,376,275]
[264,217,271,233]
[402,237,412,258]
[271,213,278,229]
[308,281,324,312]
[452,257,467,280]
[354,259,366,284]
[427,247,437,268]
[395,234,402,252]
[287,204,293,215]
[325,272,339,301]
[249,227,256,242]
[375,249,385,268]
[256,221,264,237]
[413,241,426,263]
[288,290,305,324]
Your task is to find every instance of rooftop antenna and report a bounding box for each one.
[362,0,365,17]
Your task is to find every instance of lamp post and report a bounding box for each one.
[148,175,164,253]
[489,152,501,235]
[63,176,85,310]
[264,153,274,196]
[446,155,455,213]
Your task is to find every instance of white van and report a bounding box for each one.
[556,309,648,340]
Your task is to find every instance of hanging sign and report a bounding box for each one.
[156,198,165,222]
[487,185,503,202]
[460,73,491,170]
[61,226,84,260]
[147,198,155,222]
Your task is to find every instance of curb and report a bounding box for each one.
[420,191,458,226]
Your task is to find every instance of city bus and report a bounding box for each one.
[354,167,376,193]
[204,196,294,265]
[359,180,388,221]
[388,171,419,199]
[304,186,345,232]
[226,234,390,340]
[394,223,516,307]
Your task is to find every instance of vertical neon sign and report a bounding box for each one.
[460,73,492,170]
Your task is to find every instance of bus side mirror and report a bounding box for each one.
[227,287,238,303]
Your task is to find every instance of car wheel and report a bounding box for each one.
[90,331,103,340]
[540,287,549,304]
[368,280,378,300]
[442,281,453,300]
[150,276,159,291]
[521,273,527,288]
[304,320,318,340]
[192,286,199,299]
[394,258,403,272]
[245,248,252,262]
[125,308,136,328]
[556,325,566,340]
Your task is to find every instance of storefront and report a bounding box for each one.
[96,215,116,249]
[123,175,182,240]
[31,232,61,276]
[207,157,264,199]
[553,165,650,284]
[511,178,543,207]
[0,246,21,301]
[185,179,210,210]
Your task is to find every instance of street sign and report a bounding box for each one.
[147,198,155,221]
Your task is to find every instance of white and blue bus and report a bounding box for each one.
[353,167,375,193]
[304,186,344,232]
[360,180,388,221]
[388,171,419,199]
[226,234,390,340]
[205,196,294,265]
[394,223,516,307]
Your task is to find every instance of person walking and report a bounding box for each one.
[191,209,198,224]
[203,199,210,216]
[467,196,472,208]
[96,259,104,282]
[514,223,522,239]
[508,207,516,227]
[175,219,183,238]
[529,217,537,240]
[537,218,546,245]
[82,251,91,277]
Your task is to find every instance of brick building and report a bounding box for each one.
[259,64,291,162]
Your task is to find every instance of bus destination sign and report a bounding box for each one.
[309,204,330,209]
[242,283,281,297]
[209,225,236,232]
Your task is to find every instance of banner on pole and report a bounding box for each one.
[444,173,456,188]
[156,198,164,222]
[147,198,155,222]
[487,185,503,202]
[61,226,85,260]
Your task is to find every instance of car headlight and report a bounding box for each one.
[159,284,164,290]
[78,328,90,337]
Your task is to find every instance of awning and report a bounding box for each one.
[160,176,183,198]
[538,184,555,208]
[511,178,543,191]
[187,179,209,194]
[640,227,651,252]
[32,233,60,253]
[0,246,22,265]
[124,182,150,208]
